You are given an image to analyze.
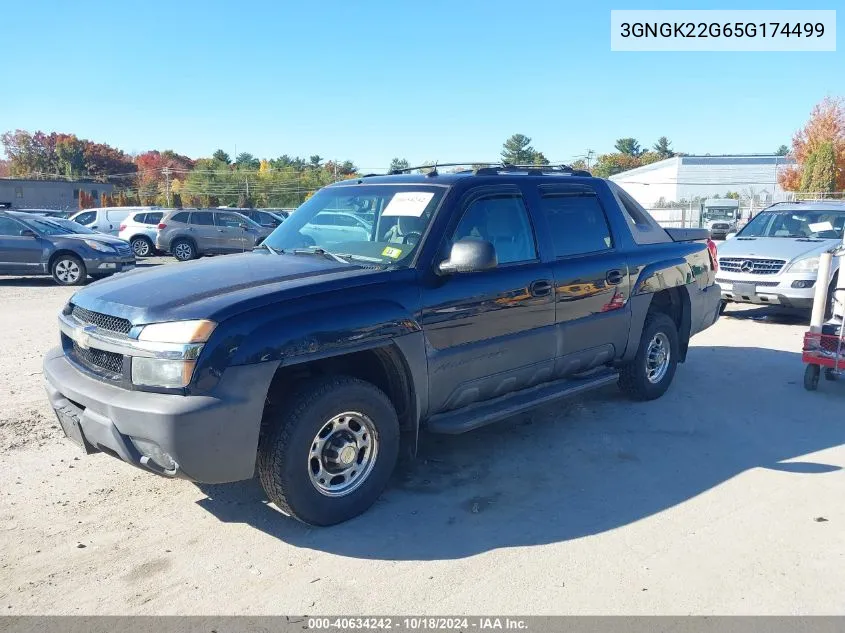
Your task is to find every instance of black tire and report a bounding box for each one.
[719,300,728,316]
[618,311,680,401]
[804,364,820,391]
[51,254,87,286]
[171,238,196,262]
[131,236,154,258]
[257,375,400,526]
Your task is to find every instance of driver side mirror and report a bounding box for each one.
[437,238,497,275]
[20,229,37,238]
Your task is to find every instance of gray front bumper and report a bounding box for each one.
[43,347,277,483]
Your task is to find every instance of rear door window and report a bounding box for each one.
[146,212,163,225]
[537,186,614,258]
[170,212,190,223]
[190,212,214,226]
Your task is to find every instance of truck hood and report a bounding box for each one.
[718,236,839,263]
[69,251,383,324]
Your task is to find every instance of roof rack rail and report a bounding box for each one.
[388,162,498,176]
[474,163,592,177]
[385,162,593,178]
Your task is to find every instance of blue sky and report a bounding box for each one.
[1,0,841,170]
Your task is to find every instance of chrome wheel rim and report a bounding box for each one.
[308,411,379,497]
[646,332,671,384]
[133,239,150,256]
[55,259,81,283]
[174,243,192,260]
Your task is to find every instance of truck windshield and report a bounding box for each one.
[262,184,447,264]
[738,209,845,239]
[704,209,736,221]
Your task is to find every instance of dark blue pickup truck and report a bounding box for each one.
[43,165,721,525]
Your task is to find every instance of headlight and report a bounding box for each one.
[138,319,216,343]
[131,358,196,388]
[786,256,820,273]
[83,239,116,253]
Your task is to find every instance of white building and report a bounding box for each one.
[609,154,796,207]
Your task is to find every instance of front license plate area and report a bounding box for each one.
[54,402,89,452]
[732,282,756,297]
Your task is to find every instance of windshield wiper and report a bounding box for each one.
[291,248,350,263]
[256,242,281,255]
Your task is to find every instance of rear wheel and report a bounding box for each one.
[51,255,87,286]
[804,364,820,391]
[618,312,680,401]
[258,376,400,526]
[131,236,154,258]
[172,238,196,261]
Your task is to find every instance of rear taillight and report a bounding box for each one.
[706,238,719,272]
[119,224,126,232]
[158,223,167,229]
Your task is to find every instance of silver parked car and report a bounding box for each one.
[156,209,273,261]
[118,210,166,257]
[717,201,845,314]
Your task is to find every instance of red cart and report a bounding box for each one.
[803,328,845,390]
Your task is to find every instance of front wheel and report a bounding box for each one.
[804,364,820,391]
[258,376,400,526]
[51,255,87,286]
[618,312,680,401]
[131,236,154,258]
[172,238,196,262]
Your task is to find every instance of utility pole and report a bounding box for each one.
[333,159,338,181]
[163,167,171,207]
[586,150,595,169]
[245,176,250,204]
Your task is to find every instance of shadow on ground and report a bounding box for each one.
[722,304,809,325]
[195,345,845,560]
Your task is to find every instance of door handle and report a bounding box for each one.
[606,269,624,285]
[529,279,553,297]
[217,229,225,232]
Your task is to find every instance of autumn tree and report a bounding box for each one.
[591,153,642,178]
[0,159,9,177]
[779,97,845,191]
[614,138,642,156]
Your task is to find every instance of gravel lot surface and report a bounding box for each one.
[1,266,844,615]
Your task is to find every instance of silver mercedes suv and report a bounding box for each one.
[717,201,845,313]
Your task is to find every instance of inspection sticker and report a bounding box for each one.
[381,246,403,259]
[383,192,434,217]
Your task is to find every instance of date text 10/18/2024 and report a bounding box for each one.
[308,617,529,630]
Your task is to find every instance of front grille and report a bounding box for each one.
[719,258,786,275]
[716,278,780,287]
[71,305,132,335]
[115,243,133,257]
[712,223,730,230]
[71,342,124,376]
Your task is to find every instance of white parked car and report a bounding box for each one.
[69,206,158,236]
[300,211,371,246]
[718,201,845,315]
[118,210,166,257]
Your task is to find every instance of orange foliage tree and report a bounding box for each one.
[779,97,845,191]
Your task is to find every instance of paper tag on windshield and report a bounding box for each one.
[383,192,434,217]
[809,221,834,233]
